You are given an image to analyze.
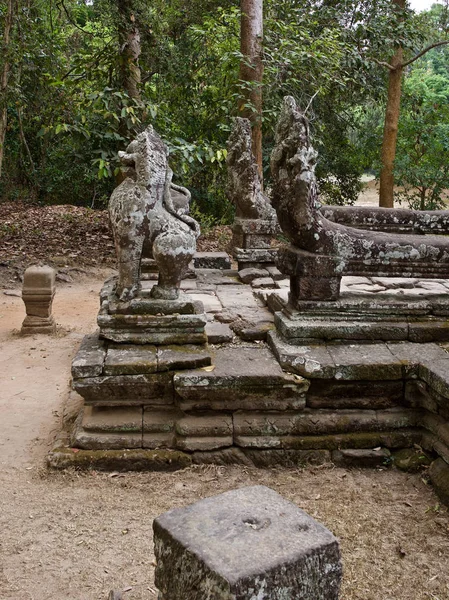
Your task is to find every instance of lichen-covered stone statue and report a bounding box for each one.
[226,117,275,221]
[109,127,200,301]
[227,118,278,270]
[271,96,449,302]
[268,96,449,345]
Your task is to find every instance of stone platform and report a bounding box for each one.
[49,270,449,507]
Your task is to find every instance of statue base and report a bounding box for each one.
[98,277,207,345]
[274,296,449,344]
[232,218,279,270]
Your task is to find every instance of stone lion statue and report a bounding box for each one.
[109,127,200,301]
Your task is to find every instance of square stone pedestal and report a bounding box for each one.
[232,217,279,270]
[153,485,342,600]
[21,265,56,335]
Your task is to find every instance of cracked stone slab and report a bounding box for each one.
[71,333,107,378]
[346,283,387,293]
[104,344,157,375]
[231,311,274,342]
[251,276,275,288]
[74,372,174,406]
[238,267,269,283]
[153,486,342,600]
[266,266,284,281]
[216,285,261,310]
[387,342,449,378]
[263,289,289,313]
[205,321,234,344]
[233,408,419,438]
[157,344,212,371]
[142,407,182,449]
[326,344,402,380]
[196,269,241,286]
[234,429,423,451]
[175,415,234,451]
[419,359,449,400]
[185,293,222,313]
[370,277,418,288]
[268,331,336,379]
[179,280,198,290]
[341,276,373,286]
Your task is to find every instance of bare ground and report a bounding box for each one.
[0,274,449,600]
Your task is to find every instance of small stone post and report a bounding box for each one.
[21,265,56,335]
[153,485,342,600]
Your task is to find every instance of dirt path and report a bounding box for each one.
[0,274,449,600]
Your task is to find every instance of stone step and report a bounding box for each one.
[174,345,309,412]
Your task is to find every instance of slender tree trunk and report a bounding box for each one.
[116,0,141,184]
[379,0,405,208]
[238,0,264,180]
[0,0,15,180]
[117,0,141,102]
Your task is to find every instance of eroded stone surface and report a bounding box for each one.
[157,344,211,371]
[174,345,308,412]
[104,344,157,375]
[153,486,342,600]
[193,252,231,270]
[71,334,107,378]
[205,321,234,344]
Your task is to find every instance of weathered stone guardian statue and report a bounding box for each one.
[227,118,279,270]
[269,96,449,344]
[109,127,200,302]
[271,96,449,304]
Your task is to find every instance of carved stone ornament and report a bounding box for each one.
[226,117,276,221]
[109,127,200,302]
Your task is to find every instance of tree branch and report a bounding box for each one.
[371,57,395,71]
[401,40,449,68]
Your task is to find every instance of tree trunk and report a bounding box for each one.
[378,0,405,208]
[117,0,141,102]
[238,0,264,180]
[0,0,15,180]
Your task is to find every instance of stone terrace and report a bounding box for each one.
[50,268,449,506]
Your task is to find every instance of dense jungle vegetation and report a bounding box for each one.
[1,0,449,225]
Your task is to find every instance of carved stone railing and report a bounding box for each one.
[321,205,449,235]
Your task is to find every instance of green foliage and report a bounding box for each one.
[394,65,449,210]
[1,0,449,217]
